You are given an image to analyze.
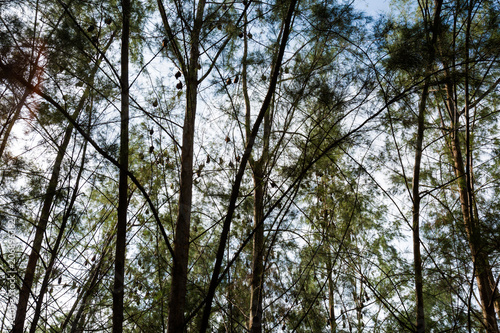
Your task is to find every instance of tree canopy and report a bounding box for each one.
[1,0,500,332]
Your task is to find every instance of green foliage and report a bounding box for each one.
[2,0,500,332]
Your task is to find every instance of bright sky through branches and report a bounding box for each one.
[354,0,391,16]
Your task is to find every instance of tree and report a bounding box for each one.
[3,0,500,331]
[1,2,119,330]
[112,0,130,330]
[435,1,500,329]
[155,0,238,330]
[377,0,500,330]
[379,0,443,331]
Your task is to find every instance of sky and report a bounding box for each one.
[354,0,392,16]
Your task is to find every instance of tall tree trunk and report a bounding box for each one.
[248,94,272,333]
[444,79,499,332]
[411,2,442,330]
[327,245,336,333]
[199,1,296,331]
[242,16,264,330]
[247,54,272,333]
[113,0,130,330]
[412,79,429,333]
[29,133,88,333]
[12,118,70,333]
[249,162,265,333]
[11,74,97,333]
[166,1,205,331]
[167,71,197,333]
[438,3,498,327]
[243,8,274,331]
[462,1,500,324]
[10,31,113,331]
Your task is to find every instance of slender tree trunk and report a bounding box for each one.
[248,96,272,333]
[412,79,429,333]
[244,8,274,331]
[463,2,500,325]
[444,80,498,332]
[167,72,197,333]
[29,134,88,333]
[26,32,113,326]
[411,2,443,330]
[248,63,272,333]
[12,80,94,333]
[242,16,265,330]
[227,263,233,333]
[166,1,205,331]
[113,0,130,330]
[327,250,336,333]
[199,1,296,331]
[438,4,497,320]
[12,126,69,332]
[249,163,265,333]
[450,131,498,333]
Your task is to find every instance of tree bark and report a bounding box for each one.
[167,73,197,332]
[11,76,93,333]
[327,247,336,333]
[241,17,267,331]
[166,1,205,331]
[248,86,272,333]
[249,162,265,333]
[444,79,499,332]
[199,1,297,331]
[247,17,272,328]
[112,0,130,330]
[29,131,88,333]
[411,2,442,330]
[412,79,428,333]
[437,4,498,325]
